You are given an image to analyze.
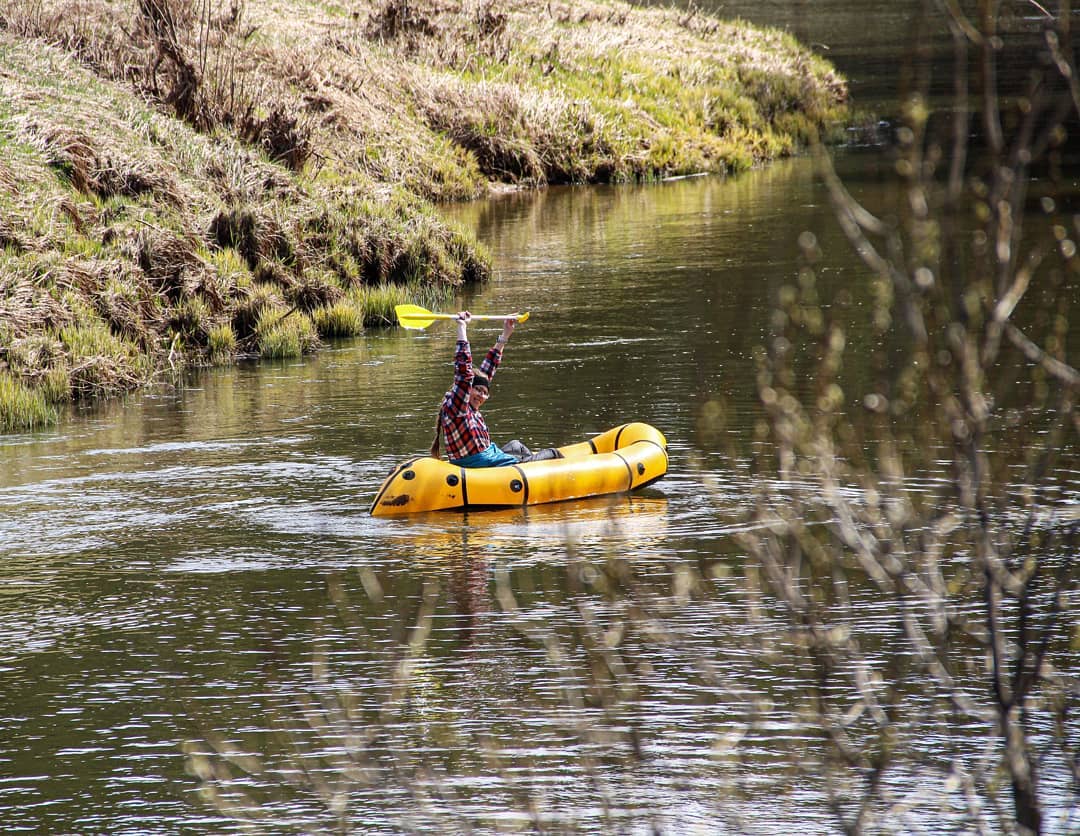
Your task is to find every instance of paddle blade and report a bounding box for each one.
[395,304,442,330]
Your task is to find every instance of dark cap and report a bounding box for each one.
[472,373,491,391]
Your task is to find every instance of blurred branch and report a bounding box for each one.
[748,3,1079,832]
[1003,323,1080,386]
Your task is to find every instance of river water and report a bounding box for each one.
[1,3,1077,834]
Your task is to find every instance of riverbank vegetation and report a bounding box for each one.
[0,0,847,431]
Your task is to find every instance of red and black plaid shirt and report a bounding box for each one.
[438,339,502,460]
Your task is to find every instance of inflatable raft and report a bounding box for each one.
[370,422,667,516]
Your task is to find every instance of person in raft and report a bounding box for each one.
[430,311,561,467]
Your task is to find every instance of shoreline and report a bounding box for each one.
[0,0,847,432]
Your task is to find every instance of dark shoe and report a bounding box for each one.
[521,447,562,463]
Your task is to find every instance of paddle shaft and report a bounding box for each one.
[423,313,522,322]
[395,304,531,329]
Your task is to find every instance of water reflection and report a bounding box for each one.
[175,499,839,835]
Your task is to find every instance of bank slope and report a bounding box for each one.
[0,0,846,431]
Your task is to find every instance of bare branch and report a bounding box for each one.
[1025,0,1053,18]
[934,0,985,44]
[1046,29,1080,117]
[1004,323,1080,386]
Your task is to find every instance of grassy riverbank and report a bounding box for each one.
[0,0,847,431]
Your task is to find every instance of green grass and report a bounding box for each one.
[349,283,451,327]
[207,324,238,364]
[255,309,320,360]
[59,318,152,397]
[314,300,366,338]
[0,372,59,432]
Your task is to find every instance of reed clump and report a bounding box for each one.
[0,372,58,432]
[313,301,365,339]
[254,308,320,360]
[0,0,846,430]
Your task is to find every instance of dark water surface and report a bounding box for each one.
[1,4,1078,834]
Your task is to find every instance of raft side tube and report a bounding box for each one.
[514,454,633,505]
[370,423,668,517]
[369,455,424,511]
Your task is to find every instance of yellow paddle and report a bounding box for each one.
[395,304,531,330]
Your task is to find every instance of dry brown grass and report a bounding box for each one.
[2,0,846,195]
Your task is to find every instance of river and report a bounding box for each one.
[0,2,1076,834]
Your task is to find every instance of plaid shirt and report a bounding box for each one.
[438,339,503,460]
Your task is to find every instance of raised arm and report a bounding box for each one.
[496,316,515,351]
[478,315,514,378]
[456,310,471,344]
[443,311,474,416]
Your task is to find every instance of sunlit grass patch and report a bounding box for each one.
[0,371,59,432]
[300,187,491,288]
[313,300,365,338]
[207,323,238,365]
[232,283,286,347]
[348,283,450,327]
[254,309,320,360]
[353,284,413,327]
[208,247,253,293]
[2,333,70,405]
[39,365,71,404]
